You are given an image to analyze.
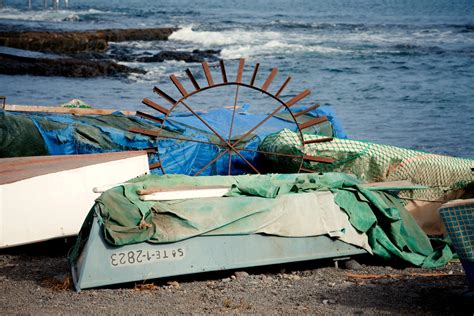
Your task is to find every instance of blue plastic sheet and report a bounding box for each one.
[9,105,346,176]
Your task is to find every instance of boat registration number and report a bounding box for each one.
[110,247,185,267]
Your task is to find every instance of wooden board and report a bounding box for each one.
[2,104,136,116]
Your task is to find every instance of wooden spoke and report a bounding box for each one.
[185,68,201,90]
[149,161,162,170]
[227,84,241,175]
[193,149,229,176]
[170,74,188,97]
[299,116,328,130]
[237,147,304,159]
[142,98,170,116]
[275,76,291,97]
[303,137,333,145]
[261,68,278,91]
[286,89,311,107]
[201,61,214,86]
[293,103,320,118]
[303,154,334,164]
[219,60,228,83]
[249,63,260,86]
[229,89,310,150]
[129,127,161,137]
[153,86,177,105]
[143,147,157,153]
[236,58,245,83]
[136,111,164,124]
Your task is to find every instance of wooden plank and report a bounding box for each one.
[137,185,229,195]
[169,74,188,97]
[142,98,170,116]
[136,111,163,124]
[236,58,245,83]
[219,60,228,83]
[3,104,136,116]
[148,161,162,170]
[275,76,291,98]
[201,61,214,86]
[249,63,260,86]
[286,89,310,107]
[129,127,160,137]
[153,87,177,105]
[261,68,278,91]
[303,155,334,164]
[185,68,201,90]
[293,104,320,118]
[299,116,328,130]
[140,187,230,201]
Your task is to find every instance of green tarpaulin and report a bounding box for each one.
[71,173,453,268]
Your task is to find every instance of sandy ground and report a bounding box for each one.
[0,239,472,315]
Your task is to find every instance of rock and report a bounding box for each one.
[136,49,220,63]
[221,277,231,283]
[343,259,363,270]
[322,299,336,305]
[234,271,249,279]
[166,281,179,288]
[0,28,176,54]
[0,54,145,77]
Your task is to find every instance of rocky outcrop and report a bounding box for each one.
[0,54,145,77]
[0,28,176,53]
[136,49,221,63]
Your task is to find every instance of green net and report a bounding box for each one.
[259,129,474,202]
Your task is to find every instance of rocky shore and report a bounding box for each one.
[0,28,221,77]
[0,241,472,315]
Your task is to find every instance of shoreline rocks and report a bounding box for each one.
[0,28,176,53]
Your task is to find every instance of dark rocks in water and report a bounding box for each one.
[0,54,145,77]
[0,28,176,54]
[136,49,221,63]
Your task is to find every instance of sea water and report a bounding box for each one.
[0,0,473,157]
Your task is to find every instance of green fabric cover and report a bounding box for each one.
[77,173,453,268]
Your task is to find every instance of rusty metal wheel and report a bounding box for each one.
[130,58,332,176]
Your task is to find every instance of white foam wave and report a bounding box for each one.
[169,26,281,47]
[0,7,110,22]
[220,40,344,59]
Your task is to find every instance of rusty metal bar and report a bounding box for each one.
[136,111,164,124]
[236,58,245,83]
[237,147,304,159]
[129,127,160,137]
[142,98,170,116]
[303,137,333,145]
[153,87,177,105]
[194,149,229,176]
[286,89,311,107]
[275,76,291,97]
[143,147,157,153]
[149,161,162,169]
[300,167,316,173]
[201,61,214,86]
[170,74,188,97]
[179,99,260,175]
[185,68,201,90]
[261,68,278,91]
[299,116,328,130]
[227,84,241,175]
[249,63,260,86]
[219,60,228,83]
[293,104,320,118]
[154,133,225,147]
[303,155,334,164]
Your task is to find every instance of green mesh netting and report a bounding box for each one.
[259,129,474,202]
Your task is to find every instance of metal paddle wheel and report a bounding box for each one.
[130,58,334,175]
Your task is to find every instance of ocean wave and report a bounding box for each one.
[0,7,113,22]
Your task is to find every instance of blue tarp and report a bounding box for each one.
[2,105,346,175]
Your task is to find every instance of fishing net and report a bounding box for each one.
[260,129,474,201]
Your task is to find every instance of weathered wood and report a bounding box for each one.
[236,58,245,83]
[261,68,278,91]
[299,116,328,130]
[170,74,188,97]
[293,104,320,118]
[286,89,310,107]
[3,104,135,116]
[201,61,214,86]
[142,98,170,116]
